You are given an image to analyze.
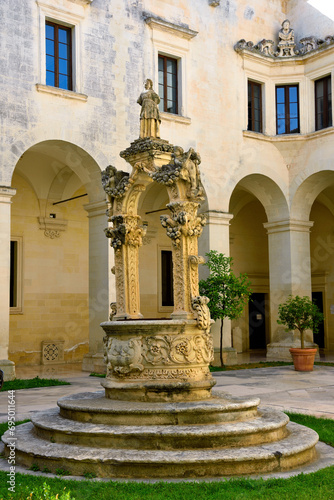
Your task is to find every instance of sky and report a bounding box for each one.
[308,0,334,20]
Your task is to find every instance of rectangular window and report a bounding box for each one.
[276,85,299,134]
[315,76,332,131]
[158,55,178,114]
[46,21,72,91]
[161,250,174,307]
[248,80,262,133]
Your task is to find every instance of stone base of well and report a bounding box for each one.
[2,390,319,478]
[100,319,216,402]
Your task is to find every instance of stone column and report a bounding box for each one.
[0,187,16,380]
[201,211,237,365]
[82,200,112,373]
[264,219,317,360]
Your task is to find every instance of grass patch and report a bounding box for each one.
[89,372,106,378]
[0,414,333,499]
[1,376,70,391]
[287,412,334,447]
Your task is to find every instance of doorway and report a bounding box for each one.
[249,293,267,349]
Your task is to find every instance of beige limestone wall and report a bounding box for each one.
[9,173,89,365]
[310,201,334,351]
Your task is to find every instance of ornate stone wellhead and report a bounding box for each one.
[100,80,214,402]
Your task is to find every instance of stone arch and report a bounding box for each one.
[291,170,334,221]
[228,173,289,223]
[11,139,105,204]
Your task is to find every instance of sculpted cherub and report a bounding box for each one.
[101,165,130,203]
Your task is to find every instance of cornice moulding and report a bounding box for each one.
[145,16,198,40]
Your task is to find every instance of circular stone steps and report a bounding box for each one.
[57,390,260,425]
[32,406,289,450]
[2,421,318,478]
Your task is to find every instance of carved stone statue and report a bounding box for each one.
[137,79,161,139]
[101,165,130,202]
[173,147,204,199]
[277,19,297,56]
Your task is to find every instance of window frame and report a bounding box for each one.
[45,21,73,91]
[36,0,85,94]
[10,236,23,315]
[315,75,332,131]
[247,80,263,133]
[158,55,179,114]
[276,84,300,135]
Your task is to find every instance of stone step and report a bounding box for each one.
[57,390,260,425]
[32,407,289,450]
[2,421,318,478]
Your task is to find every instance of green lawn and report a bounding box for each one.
[1,377,70,391]
[0,413,333,499]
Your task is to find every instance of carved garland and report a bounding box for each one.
[103,333,214,378]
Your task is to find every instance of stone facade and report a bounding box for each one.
[1,0,334,376]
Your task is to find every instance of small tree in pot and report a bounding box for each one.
[277,295,323,371]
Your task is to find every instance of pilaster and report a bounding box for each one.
[0,187,16,380]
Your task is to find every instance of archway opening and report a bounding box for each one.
[9,140,105,366]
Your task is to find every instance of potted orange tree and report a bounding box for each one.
[277,295,323,371]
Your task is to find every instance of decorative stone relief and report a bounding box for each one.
[257,39,275,56]
[38,217,67,238]
[103,332,213,379]
[103,336,144,375]
[104,215,146,250]
[142,333,214,365]
[191,296,211,333]
[160,202,206,247]
[104,215,126,249]
[152,146,204,201]
[235,20,334,58]
[109,302,117,320]
[101,165,132,202]
[120,137,174,161]
[299,36,324,54]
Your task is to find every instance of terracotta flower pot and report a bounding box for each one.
[289,348,317,371]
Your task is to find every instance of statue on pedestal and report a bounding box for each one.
[277,19,297,56]
[137,79,161,139]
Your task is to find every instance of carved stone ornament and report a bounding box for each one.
[104,215,146,250]
[44,230,60,239]
[109,302,117,320]
[120,137,174,161]
[104,215,126,249]
[234,20,334,58]
[161,202,206,247]
[152,146,204,201]
[191,295,211,332]
[103,336,144,375]
[257,39,275,56]
[101,165,132,202]
[103,332,214,379]
[299,36,324,54]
